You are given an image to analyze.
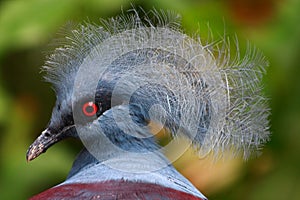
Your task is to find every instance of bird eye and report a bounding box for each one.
[82,102,98,117]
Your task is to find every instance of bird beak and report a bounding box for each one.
[26,129,58,162]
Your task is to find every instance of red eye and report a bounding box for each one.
[82,102,98,117]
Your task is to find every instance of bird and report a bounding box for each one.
[26,9,270,200]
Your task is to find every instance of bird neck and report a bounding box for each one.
[67,146,170,177]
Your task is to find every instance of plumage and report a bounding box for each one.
[30,181,203,200]
[26,9,270,200]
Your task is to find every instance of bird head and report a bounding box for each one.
[26,70,116,161]
[26,9,270,163]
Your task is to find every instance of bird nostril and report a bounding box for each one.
[44,131,51,137]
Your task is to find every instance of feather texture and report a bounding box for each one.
[42,9,270,160]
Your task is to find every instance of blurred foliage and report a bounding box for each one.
[0,0,300,199]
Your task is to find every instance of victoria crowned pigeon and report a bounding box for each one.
[26,9,270,200]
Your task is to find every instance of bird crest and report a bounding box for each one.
[39,9,270,164]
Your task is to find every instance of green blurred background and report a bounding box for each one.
[0,0,299,199]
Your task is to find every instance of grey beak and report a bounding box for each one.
[26,129,58,162]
